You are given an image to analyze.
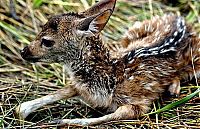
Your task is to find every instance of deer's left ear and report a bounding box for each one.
[76,9,112,37]
[81,0,116,17]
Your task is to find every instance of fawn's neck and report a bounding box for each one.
[65,36,124,94]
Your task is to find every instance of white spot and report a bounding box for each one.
[160,47,175,53]
[137,53,150,58]
[113,60,118,63]
[145,24,147,31]
[173,31,178,36]
[147,23,151,32]
[136,33,139,38]
[128,76,134,80]
[42,36,53,41]
[169,38,174,43]
[151,51,158,55]
[163,42,170,47]
[149,47,159,51]
[164,25,170,32]
[133,21,142,29]
[144,86,152,91]
[164,28,169,32]
[178,39,182,42]
[178,28,183,32]
[128,59,135,64]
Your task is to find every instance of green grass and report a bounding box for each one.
[0,0,200,128]
[147,87,200,115]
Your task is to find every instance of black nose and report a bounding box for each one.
[21,46,31,59]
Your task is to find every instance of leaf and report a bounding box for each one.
[146,88,200,115]
[0,118,3,128]
[33,0,43,8]
[0,21,30,44]
[186,11,196,23]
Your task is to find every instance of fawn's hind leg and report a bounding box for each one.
[16,85,77,119]
[168,78,181,97]
[168,64,200,97]
[171,56,200,97]
[50,104,148,126]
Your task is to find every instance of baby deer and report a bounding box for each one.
[18,0,200,126]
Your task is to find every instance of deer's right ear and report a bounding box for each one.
[81,0,116,17]
[76,9,112,37]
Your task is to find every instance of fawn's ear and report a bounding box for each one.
[76,9,112,37]
[81,0,116,17]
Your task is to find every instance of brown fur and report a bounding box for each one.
[17,0,200,126]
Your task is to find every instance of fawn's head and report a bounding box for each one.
[21,0,116,63]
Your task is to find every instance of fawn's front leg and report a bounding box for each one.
[16,85,77,119]
[50,104,148,126]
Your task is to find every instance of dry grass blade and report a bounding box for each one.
[0,0,200,128]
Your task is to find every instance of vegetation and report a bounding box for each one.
[0,0,200,128]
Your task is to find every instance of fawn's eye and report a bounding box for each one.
[41,38,55,48]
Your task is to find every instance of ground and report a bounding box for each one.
[0,0,200,128]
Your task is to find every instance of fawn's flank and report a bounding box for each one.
[18,0,200,126]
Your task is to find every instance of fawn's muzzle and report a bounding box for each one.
[21,46,39,62]
[21,46,31,59]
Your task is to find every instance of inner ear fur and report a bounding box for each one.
[77,9,112,36]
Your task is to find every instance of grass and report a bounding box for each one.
[0,0,200,128]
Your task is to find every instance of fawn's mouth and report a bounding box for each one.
[22,56,41,62]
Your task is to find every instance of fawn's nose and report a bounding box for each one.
[21,46,32,60]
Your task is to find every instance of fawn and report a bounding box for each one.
[18,0,200,126]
